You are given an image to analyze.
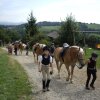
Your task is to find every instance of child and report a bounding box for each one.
[38,46,53,92]
[85,52,98,90]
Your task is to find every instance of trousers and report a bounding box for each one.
[41,65,50,81]
[86,69,97,87]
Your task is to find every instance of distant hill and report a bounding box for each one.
[0,21,100,33]
[38,22,100,31]
[0,21,24,25]
[37,21,63,26]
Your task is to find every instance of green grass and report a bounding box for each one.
[39,26,60,33]
[0,49,32,100]
[84,47,100,68]
[39,23,100,33]
[86,23,100,30]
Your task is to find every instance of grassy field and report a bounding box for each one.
[39,26,60,33]
[39,23,100,33]
[84,47,100,68]
[86,23,100,30]
[0,49,32,100]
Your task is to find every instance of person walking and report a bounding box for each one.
[85,52,98,90]
[26,43,29,55]
[14,41,18,55]
[38,46,53,92]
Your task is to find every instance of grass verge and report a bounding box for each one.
[0,49,32,100]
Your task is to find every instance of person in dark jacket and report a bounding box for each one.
[26,43,29,55]
[14,42,18,55]
[85,52,98,90]
[38,46,53,92]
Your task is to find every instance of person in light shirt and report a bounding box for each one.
[38,46,53,92]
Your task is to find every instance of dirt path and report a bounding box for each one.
[4,48,100,100]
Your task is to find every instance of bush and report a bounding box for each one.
[86,34,100,48]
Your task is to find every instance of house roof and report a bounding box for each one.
[47,31,59,39]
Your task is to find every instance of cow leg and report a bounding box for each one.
[66,66,70,81]
[70,66,75,83]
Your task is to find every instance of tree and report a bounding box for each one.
[59,14,79,45]
[0,27,21,44]
[25,12,38,37]
[22,33,31,43]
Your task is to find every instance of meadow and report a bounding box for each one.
[86,23,100,30]
[39,26,60,33]
[39,23,100,33]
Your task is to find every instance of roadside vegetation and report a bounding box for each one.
[0,49,32,100]
[85,48,100,68]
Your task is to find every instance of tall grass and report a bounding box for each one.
[0,49,32,100]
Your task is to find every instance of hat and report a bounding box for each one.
[63,43,69,47]
[91,52,98,58]
[43,46,50,51]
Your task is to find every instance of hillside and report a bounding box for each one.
[86,23,100,30]
[0,21,100,33]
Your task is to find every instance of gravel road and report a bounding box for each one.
[3,48,100,100]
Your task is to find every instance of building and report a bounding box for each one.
[47,31,59,39]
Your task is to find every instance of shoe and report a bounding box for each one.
[42,80,46,92]
[46,88,50,91]
[42,89,46,92]
[85,87,90,90]
[46,79,50,91]
[90,85,95,90]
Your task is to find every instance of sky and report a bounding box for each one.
[0,0,100,24]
